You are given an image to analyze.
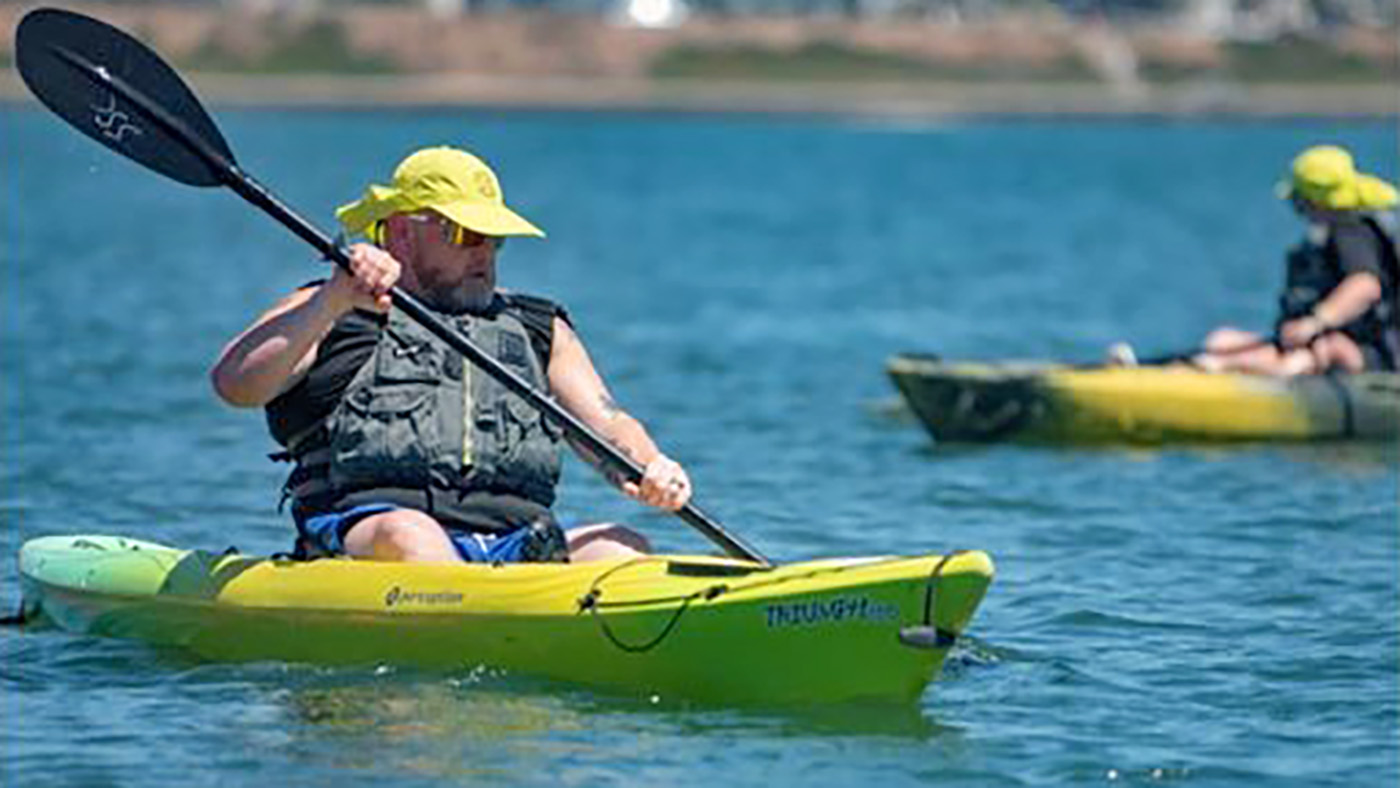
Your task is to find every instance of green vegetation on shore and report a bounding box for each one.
[654,37,1395,86]
[1138,37,1397,83]
[1223,37,1397,82]
[178,20,398,75]
[651,41,1097,83]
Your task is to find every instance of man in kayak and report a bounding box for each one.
[211,146,692,563]
[1108,144,1398,375]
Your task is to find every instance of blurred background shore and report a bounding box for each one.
[1,0,1396,117]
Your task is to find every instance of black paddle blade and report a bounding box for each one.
[15,7,234,187]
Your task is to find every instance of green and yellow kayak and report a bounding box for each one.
[887,354,1400,445]
[17,534,993,705]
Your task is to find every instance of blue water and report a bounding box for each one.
[3,106,1397,787]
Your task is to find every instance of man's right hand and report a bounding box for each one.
[326,243,400,315]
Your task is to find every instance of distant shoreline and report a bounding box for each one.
[3,3,1395,120]
[3,71,1396,119]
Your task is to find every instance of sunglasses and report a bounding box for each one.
[403,214,504,250]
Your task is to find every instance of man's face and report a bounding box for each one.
[392,211,503,313]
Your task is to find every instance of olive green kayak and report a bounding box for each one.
[17,534,994,705]
[887,354,1400,444]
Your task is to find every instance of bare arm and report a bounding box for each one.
[1310,271,1382,328]
[1279,271,1382,348]
[210,285,344,407]
[210,244,400,407]
[548,317,692,511]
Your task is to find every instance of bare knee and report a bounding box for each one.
[343,509,460,563]
[1197,328,1283,373]
[566,523,651,562]
[1204,327,1261,353]
[1311,334,1366,373]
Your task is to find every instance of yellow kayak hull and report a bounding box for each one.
[888,355,1400,444]
[19,535,994,705]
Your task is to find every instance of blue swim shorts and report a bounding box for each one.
[295,503,568,563]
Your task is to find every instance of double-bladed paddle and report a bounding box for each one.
[15,7,769,566]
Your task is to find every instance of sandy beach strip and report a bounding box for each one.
[3,70,1396,119]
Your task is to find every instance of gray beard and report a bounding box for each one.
[418,283,495,315]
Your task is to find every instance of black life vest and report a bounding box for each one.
[270,293,565,527]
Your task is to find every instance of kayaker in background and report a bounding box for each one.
[211,146,692,564]
[1108,144,1398,375]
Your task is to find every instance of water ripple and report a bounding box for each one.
[4,111,1397,787]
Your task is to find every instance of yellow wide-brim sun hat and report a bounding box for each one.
[336,146,545,238]
[1277,144,1398,211]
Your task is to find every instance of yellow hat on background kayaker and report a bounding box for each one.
[336,146,546,238]
[1277,144,1399,211]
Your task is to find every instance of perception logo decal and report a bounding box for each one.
[384,586,465,608]
[765,595,898,628]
